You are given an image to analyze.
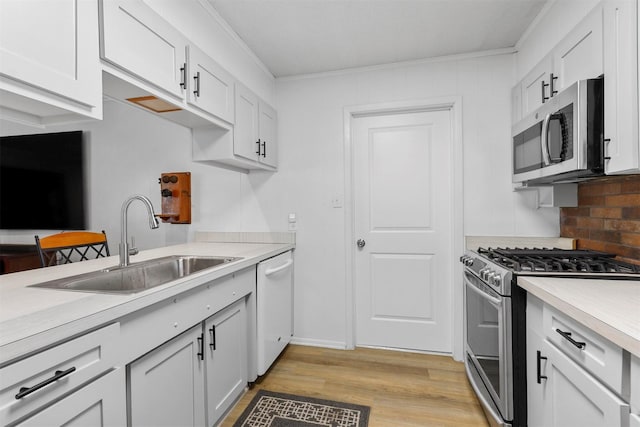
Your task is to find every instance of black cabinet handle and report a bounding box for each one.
[556,328,586,349]
[209,326,216,351]
[180,63,186,89]
[197,334,204,360]
[541,80,550,103]
[536,350,547,384]
[15,367,76,399]
[193,72,201,97]
[550,73,558,96]
[255,139,261,155]
[261,140,266,158]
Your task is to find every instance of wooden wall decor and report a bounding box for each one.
[158,172,191,224]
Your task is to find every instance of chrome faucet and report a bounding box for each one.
[119,195,160,267]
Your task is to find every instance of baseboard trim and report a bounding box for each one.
[289,337,347,350]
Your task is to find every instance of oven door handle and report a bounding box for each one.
[464,273,502,307]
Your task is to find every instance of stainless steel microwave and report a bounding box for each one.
[512,78,604,185]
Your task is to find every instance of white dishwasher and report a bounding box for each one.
[257,250,294,376]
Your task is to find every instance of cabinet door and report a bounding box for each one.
[100,0,187,99]
[603,0,639,174]
[234,83,260,161]
[540,340,629,427]
[258,101,278,168]
[552,5,604,93]
[129,324,205,427]
[17,369,126,427]
[526,296,548,427]
[0,0,101,108]
[521,56,552,117]
[187,45,235,124]
[204,299,247,426]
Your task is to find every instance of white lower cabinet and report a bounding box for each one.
[17,369,126,427]
[128,298,248,427]
[0,323,121,426]
[129,324,206,427]
[204,300,248,426]
[527,294,631,427]
[539,340,629,427]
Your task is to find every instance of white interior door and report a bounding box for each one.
[354,109,453,353]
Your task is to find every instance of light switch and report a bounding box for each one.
[288,213,297,231]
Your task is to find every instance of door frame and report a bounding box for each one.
[343,97,464,360]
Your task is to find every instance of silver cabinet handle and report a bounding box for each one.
[357,239,366,248]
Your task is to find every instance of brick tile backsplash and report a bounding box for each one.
[560,174,640,263]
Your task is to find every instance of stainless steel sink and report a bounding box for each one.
[28,255,241,294]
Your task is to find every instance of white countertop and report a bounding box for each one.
[0,241,294,366]
[518,276,640,357]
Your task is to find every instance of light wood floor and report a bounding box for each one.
[220,344,490,427]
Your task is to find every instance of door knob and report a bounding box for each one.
[357,239,366,248]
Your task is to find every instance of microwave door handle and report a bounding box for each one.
[540,113,552,166]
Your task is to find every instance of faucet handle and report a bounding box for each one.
[128,236,139,256]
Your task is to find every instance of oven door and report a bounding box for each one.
[464,270,512,424]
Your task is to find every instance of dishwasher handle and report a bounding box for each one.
[264,259,293,276]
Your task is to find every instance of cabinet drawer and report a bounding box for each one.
[0,323,120,426]
[16,368,126,427]
[543,304,626,395]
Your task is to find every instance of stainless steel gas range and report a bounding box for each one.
[460,247,640,427]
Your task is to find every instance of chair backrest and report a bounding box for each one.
[35,231,110,267]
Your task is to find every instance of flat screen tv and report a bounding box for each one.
[0,130,86,230]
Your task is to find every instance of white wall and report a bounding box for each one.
[0,100,252,250]
[253,53,560,348]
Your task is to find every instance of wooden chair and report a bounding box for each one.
[35,231,110,267]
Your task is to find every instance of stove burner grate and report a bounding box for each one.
[477,247,640,274]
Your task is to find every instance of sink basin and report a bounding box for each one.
[28,255,242,294]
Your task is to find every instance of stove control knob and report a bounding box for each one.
[492,273,502,286]
[486,271,496,282]
[479,268,488,280]
[467,258,474,266]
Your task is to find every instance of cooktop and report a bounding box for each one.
[476,247,640,275]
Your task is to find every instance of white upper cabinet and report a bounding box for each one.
[258,100,278,168]
[552,5,604,93]
[233,83,278,168]
[603,0,639,174]
[100,0,187,99]
[0,0,102,124]
[520,55,553,118]
[192,83,278,172]
[518,5,604,119]
[513,0,639,175]
[234,83,261,161]
[187,45,235,124]
[100,0,236,128]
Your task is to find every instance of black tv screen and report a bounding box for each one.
[0,131,86,230]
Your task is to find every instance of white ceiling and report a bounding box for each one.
[207,0,548,78]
